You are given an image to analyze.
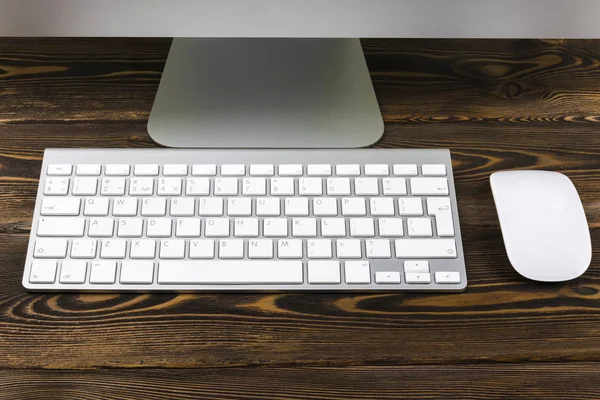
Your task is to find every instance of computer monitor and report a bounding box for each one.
[2,0,600,148]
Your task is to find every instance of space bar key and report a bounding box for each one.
[158,261,304,284]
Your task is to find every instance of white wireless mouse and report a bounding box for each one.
[490,171,592,282]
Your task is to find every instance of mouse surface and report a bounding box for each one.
[490,171,591,282]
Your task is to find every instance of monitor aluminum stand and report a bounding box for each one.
[148,38,384,148]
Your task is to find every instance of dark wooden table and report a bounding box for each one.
[1,38,599,399]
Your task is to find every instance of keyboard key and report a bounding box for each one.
[285,198,309,216]
[29,261,58,283]
[228,198,252,217]
[160,240,186,259]
[90,261,117,284]
[250,165,274,176]
[350,218,375,237]
[405,272,431,284]
[113,198,138,216]
[199,198,224,216]
[355,178,379,195]
[263,218,288,237]
[40,198,80,216]
[219,239,244,259]
[88,218,114,237]
[221,165,245,176]
[192,164,216,176]
[422,164,447,176]
[404,260,430,273]
[134,164,159,176]
[370,198,395,216]
[105,165,130,176]
[307,164,332,176]
[313,198,338,217]
[257,198,281,216]
[378,218,404,237]
[365,164,389,176]
[248,239,274,259]
[278,239,303,259]
[130,240,156,259]
[47,164,72,176]
[163,164,188,176]
[72,178,98,195]
[120,262,154,284]
[147,218,173,238]
[307,239,333,259]
[321,218,346,237]
[189,240,215,259]
[141,198,167,217]
[84,198,110,216]
[410,178,449,196]
[101,178,126,196]
[393,164,418,176]
[435,271,461,284]
[158,178,182,196]
[37,217,85,237]
[204,218,230,237]
[407,218,433,237]
[308,261,340,284]
[336,239,362,259]
[341,198,366,216]
[175,218,201,238]
[336,164,360,176]
[344,261,371,284]
[76,164,101,176]
[427,197,455,237]
[271,178,295,196]
[117,218,144,238]
[59,261,87,284]
[170,198,195,217]
[234,218,259,237]
[129,178,154,196]
[214,178,238,195]
[375,271,401,284]
[292,218,317,237]
[366,239,391,259]
[399,198,423,216]
[243,178,267,195]
[278,164,303,176]
[70,239,97,259]
[158,261,303,284]
[395,239,458,258]
[100,240,127,259]
[186,178,210,196]
[326,178,351,196]
[382,178,407,196]
[299,178,323,196]
[44,178,69,196]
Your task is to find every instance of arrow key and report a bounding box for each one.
[435,271,461,284]
[375,271,401,284]
[405,272,431,284]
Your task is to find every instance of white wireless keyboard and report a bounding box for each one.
[23,149,466,292]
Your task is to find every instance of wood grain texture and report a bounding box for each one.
[1,363,600,400]
[1,38,600,396]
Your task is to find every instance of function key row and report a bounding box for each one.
[47,164,448,178]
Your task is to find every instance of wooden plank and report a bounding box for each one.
[0,364,599,399]
[2,38,600,123]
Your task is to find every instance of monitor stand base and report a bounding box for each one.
[148,38,384,148]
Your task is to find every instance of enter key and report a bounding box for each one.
[427,198,455,237]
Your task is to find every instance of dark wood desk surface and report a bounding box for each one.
[1,38,599,399]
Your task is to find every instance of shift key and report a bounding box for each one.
[395,239,457,258]
[37,217,85,237]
